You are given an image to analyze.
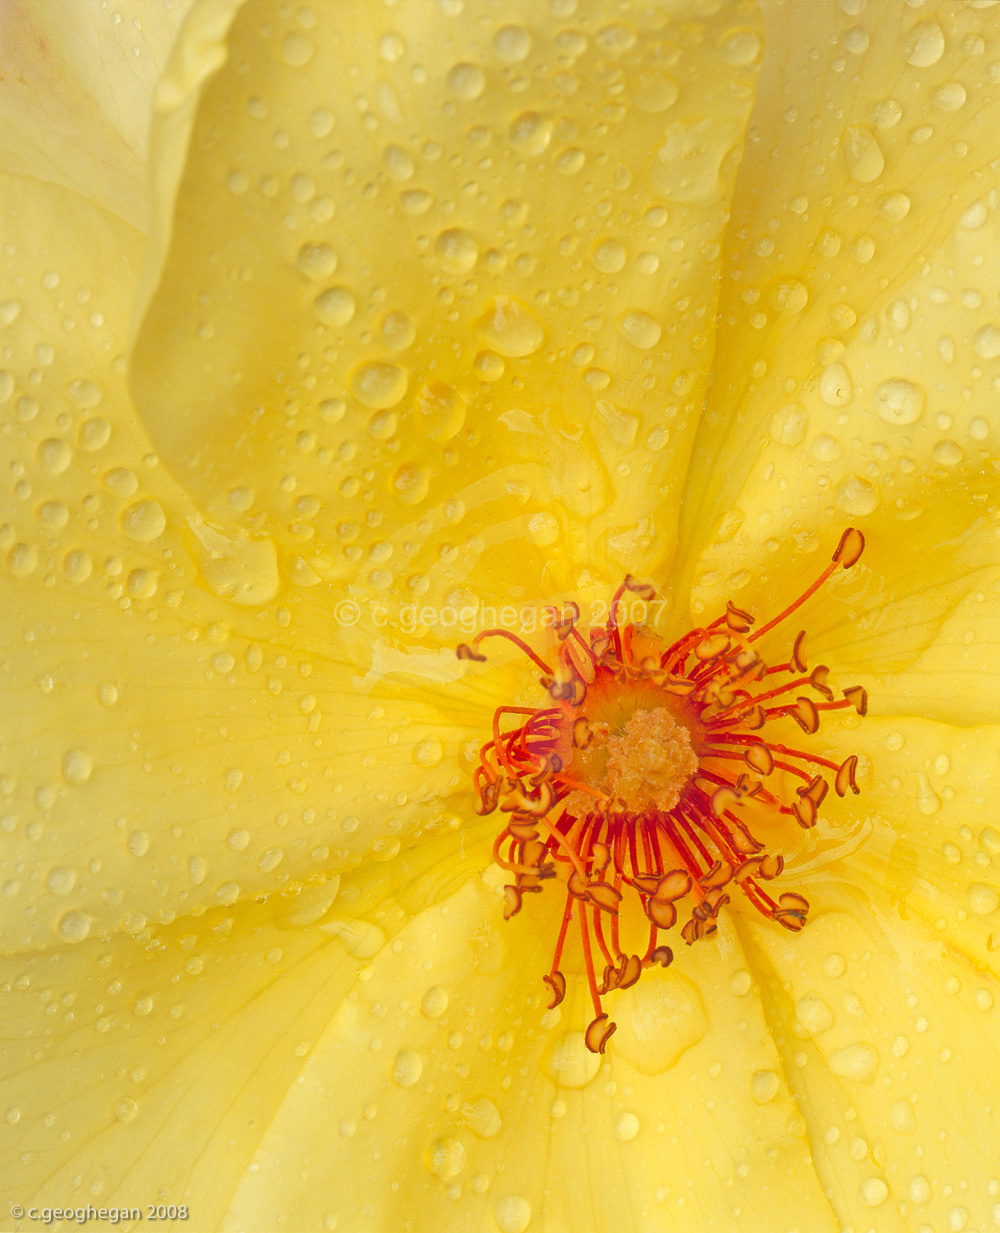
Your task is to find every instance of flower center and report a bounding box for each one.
[458,529,867,1055]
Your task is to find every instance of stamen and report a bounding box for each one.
[460,530,867,1052]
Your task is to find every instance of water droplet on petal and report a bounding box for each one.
[509,111,552,156]
[973,324,1000,359]
[390,463,430,505]
[494,1197,531,1233]
[421,986,448,1018]
[391,1049,423,1087]
[186,516,280,605]
[315,287,355,327]
[46,866,77,894]
[903,20,945,67]
[62,749,93,784]
[834,475,879,517]
[477,297,544,357]
[819,362,853,407]
[968,882,1000,916]
[612,969,708,1074]
[493,25,531,62]
[297,243,338,280]
[590,239,626,273]
[425,1137,465,1179]
[352,362,408,409]
[412,738,443,766]
[542,1031,601,1088]
[617,309,661,349]
[462,1096,502,1138]
[57,909,91,942]
[415,382,465,441]
[280,32,314,67]
[447,62,485,99]
[859,1177,889,1207]
[843,125,884,183]
[120,499,166,542]
[434,228,478,273]
[828,1042,879,1083]
[750,1069,780,1103]
[873,378,924,424]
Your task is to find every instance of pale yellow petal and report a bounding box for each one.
[0,173,508,951]
[222,872,839,1232]
[676,0,1000,719]
[131,0,763,621]
[744,887,1000,1225]
[0,0,199,229]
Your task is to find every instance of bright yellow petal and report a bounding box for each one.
[676,0,1000,716]
[0,0,197,228]
[131,0,763,620]
[221,871,840,1232]
[0,173,509,951]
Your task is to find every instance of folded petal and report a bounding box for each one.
[0,173,510,950]
[131,0,764,617]
[677,0,1000,720]
[0,0,200,228]
[221,870,841,1231]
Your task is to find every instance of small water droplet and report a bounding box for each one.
[434,228,478,273]
[750,1069,780,1103]
[828,1042,879,1083]
[859,1177,889,1207]
[315,287,355,327]
[120,498,166,542]
[36,438,72,475]
[615,1112,640,1141]
[114,1097,139,1123]
[46,866,77,895]
[493,1196,531,1233]
[973,324,1000,359]
[62,749,93,784]
[877,192,910,221]
[390,462,430,505]
[280,32,314,67]
[57,909,91,942]
[392,1049,423,1087]
[412,738,443,766]
[297,243,337,280]
[462,1096,502,1138]
[447,62,485,100]
[819,362,853,407]
[509,111,552,156]
[415,382,465,441]
[425,1137,465,1179]
[352,362,408,409]
[843,125,884,183]
[421,986,448,1017]
[493,25,531,62]
[968,882,1000,916]
[590,239,626,273]
[769,279,808,313]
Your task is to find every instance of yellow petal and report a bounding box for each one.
[0,0,197,228]
[745,886,1000,1224]
[679,0,1000,702]
[222,872,838,1231]
[0,888,359,1223]
[131,0,764,616]
[0,173,510,950]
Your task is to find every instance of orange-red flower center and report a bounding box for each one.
[459,529,867,1055]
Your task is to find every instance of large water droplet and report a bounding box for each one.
[509,111,553,156]
[477,297,544,357]
[390,463,430,505]
[903,20,945,67]
[873,378,924,424]
[415,382,465,441]
[843,125,884,183]
[973,324,1000,359]
[352,362,408,409]
[612,969,708,1074]
[57,909,91,942]
[617,309,661,349]
[493,1196,531,1233]
[425,1137,465,1179]
[434,228,478,273]
[280,32,315,67]
[37,438,72,475]
[834,475,879,517]
[493,25,532,62]
[819,362,853,406]
[750,1069,780,1104]
[297,243,337,280]
[446,62,485,100]
[968,883,1000,916]
[391,1049,423,1087]
[186,515,280,605]
[828,1042,879,1083]
[61,749,93,784]
[462,1096,502,1138]
[542,1031,601,1088]
[120,498,166,542]
[315,287,356,327]
[46,866,77,895]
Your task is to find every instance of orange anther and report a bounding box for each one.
[744,742,774,775]
[792,630,808,673]
[624,575,657,602]
[835,754,860,796]
[655,870,693,902]
[792,796,817,829]
[788,696,820,735]
[649,945,674,967]
[503,885,522,920]
[585,1013,617,1054]
[616,954,643,989]
[543,971,567,1009]
[572,717,593,749]
[833,527,865,569]
[758,853,784,879]
[646,898,677,930]
[695,633,731,661]
[456,642,487,662]
[700,860,735,890]
[843,685,868,715]
[725,601,754,634]
[809,665,834,700]
[587,882,623,914]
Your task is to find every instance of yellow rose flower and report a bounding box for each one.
[3,0,1000,1229]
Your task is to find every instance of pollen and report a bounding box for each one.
[458,528,867,1054]
[602,709,699,813]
